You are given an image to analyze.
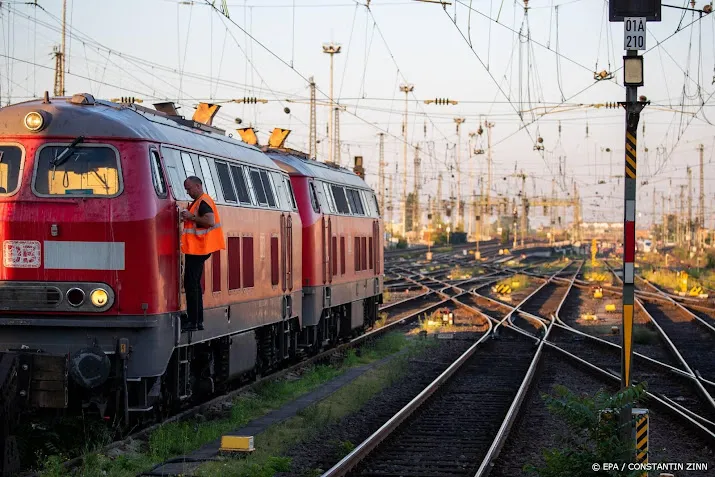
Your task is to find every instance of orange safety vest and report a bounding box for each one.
[181,193,226,255]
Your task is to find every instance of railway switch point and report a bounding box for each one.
[219,435,255,453]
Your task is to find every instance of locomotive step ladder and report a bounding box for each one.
[177,346,192,401]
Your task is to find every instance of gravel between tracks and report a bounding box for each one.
[490,349,715,477]
[560,286,678,366]
[274,336,477,476]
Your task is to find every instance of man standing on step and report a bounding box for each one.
[180,176,225,332]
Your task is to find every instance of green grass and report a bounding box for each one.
[496,274,530,291]
[195,338,436,477]
[642,268,692,292]
[447,265,481,280]
[37,333,418,477]
[632,326,660,345]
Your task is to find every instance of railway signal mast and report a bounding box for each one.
[610,0,659,458]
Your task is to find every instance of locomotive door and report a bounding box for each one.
[280,214,294,292]
[321,216,332,285]
[372,220,380,274]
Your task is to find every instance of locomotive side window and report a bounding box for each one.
[215,161,237,203]
[0,145,23,196]
[360,190,372,216]
[149,149,167,198]
[230,165,252,204]
[331,185,350,214]
[33,145,121,197]
[308,182,320,213]
[371,192,381,216]
[161,147,191,201]
[259,170,277,208]
[198,156,218,200]
[348,189,365,215]
[345,188,357,215]
[270,172,285,209]
[284,176,297,210]
[180,152,196,178]
[322,182,336,213]
[249,169,268,206]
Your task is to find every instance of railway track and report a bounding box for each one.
[497,263,715,463]
[640,300,715,382]
[338,328,537,477]
[319,264,575,477]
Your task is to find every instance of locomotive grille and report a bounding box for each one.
[0,284,63,310]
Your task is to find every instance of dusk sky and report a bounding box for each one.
[1,0,713,226]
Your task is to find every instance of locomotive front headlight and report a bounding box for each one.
[24,111,44,131]
[90,288,109,307]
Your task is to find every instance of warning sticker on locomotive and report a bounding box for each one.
[3,240,41,268]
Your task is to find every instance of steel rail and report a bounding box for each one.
[516,263,715,449]
[319,308,495,477]
[543,341,715,446]
[474,258,583,476]
[321,266,568,477]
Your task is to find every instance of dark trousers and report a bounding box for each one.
[184,253,210,326]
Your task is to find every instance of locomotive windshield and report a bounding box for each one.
[33,145,121,197]
[0,145,23,195]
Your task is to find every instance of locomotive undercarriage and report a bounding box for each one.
[299,295,381,354]
[0,295,379,474]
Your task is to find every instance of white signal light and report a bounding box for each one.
[24,111,44,131]
[90,288,109,307]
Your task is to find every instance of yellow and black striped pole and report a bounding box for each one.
[633,408,649,476]
[620,49,648,444]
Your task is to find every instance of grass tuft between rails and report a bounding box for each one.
[37,332,428,477]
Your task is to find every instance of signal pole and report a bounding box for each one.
[688,167,693,245]
[334,107,341,166]
[53,0,67,96]
[413,145,421,233]
[309,77,317,159]
[485,120,494,231]
[322,42,341,165]
[610,0,658,447]
[454,118,466,231]
[400,84,414,236]
[699,144,705,249]
[378,133,385,215]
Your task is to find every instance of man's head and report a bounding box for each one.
[184,176,204,200]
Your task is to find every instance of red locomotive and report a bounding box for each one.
[0,92,383,471]
[265,145,383,349]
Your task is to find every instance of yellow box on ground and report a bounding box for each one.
[219,435,255,453]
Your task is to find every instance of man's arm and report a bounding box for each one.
[184,201,215,227]
[192,212,215,228]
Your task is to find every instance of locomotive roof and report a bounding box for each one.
[0,93,280,171]
[265,149,370,190]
